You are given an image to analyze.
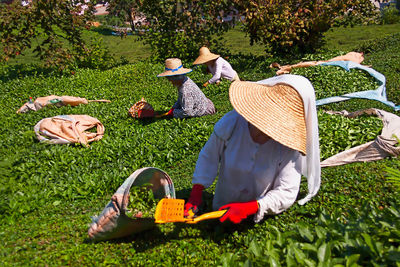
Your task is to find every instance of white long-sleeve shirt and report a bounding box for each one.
[207,57,238,84]
[192,110,302,223]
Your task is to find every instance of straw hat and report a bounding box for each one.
[229,81,307,155]
[157,58,192,77]
[193,47,220,65]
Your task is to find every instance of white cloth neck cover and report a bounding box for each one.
[256,74,321,205]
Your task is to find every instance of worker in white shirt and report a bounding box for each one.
[193,47,240,87]
[184,75,321,224]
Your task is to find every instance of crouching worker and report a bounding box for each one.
[157,58,216,118]
[193,47,239,87]
[184,75,321,224]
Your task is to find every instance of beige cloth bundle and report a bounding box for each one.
[17,95,110,113]
[34,115,104,147]
[321,108,400,167]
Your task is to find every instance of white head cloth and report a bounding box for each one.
[256,74,321,205]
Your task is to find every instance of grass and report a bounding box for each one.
[321,23,400,51]
[1,23,400,265]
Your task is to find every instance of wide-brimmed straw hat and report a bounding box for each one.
[193,47,220,65]
[157,58,192,77]
[229,81,307,155]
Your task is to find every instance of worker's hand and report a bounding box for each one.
[218,200,258,224]
[215,80,220,85]
[184,184,205,217]
[203,81,209,87]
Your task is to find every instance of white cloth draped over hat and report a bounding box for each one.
[255,74,321,205]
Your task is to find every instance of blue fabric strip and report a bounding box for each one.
[165,65,182,72]
[316,61,400,111]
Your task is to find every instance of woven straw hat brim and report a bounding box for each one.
[193,53,220,65]
[229,81,307,155]
[157,68,192,77]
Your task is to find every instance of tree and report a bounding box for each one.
[106,0,144,32]
[0,0,107,70]
[139,0,235,61]
[233,0,379,55]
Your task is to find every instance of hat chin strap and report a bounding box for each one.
[165,65,182,72]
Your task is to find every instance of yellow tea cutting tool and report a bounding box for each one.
[155,198,227,224]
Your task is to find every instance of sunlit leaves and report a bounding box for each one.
[233,0,377,55]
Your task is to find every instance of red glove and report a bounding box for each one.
[184,184,204,217]
[137,109,154,118]
[166,108,175,117]
[218,200,259,224]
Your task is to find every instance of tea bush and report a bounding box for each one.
[292,64,379,99]
[318,111,382,160]
[221,202,400,266]
[1,34,400,265]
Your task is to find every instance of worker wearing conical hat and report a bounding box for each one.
[193,47,240,87]
[157,58,216,118]
[184,74,321,224]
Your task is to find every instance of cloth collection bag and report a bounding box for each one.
[17,95,110,113]
[88,167,175,241]
[34,115,104,147]
[272,52,365,75]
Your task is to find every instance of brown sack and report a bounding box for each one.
[34,115,104,146]
[129,97,155,118]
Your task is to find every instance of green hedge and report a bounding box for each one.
[1,35,400,265]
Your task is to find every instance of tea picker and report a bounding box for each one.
[184,75,321,224]
[193,46,240,87]
[156,58,216,118]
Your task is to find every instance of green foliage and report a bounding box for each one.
[74,34,117,70]
[139,0,234,61]
[1,25,400,265]
[220,202,400,266]
[291,63,379,99]
[381,4,400,25]
[336,0,380,26]
[355,33,400,104]
[318,111,382,160]
[0,0,114,71]
[321,23,400,52]
[106,0,143,31]
[385,160,400,191]
[234,0,378,55]
[126,183,157,218]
